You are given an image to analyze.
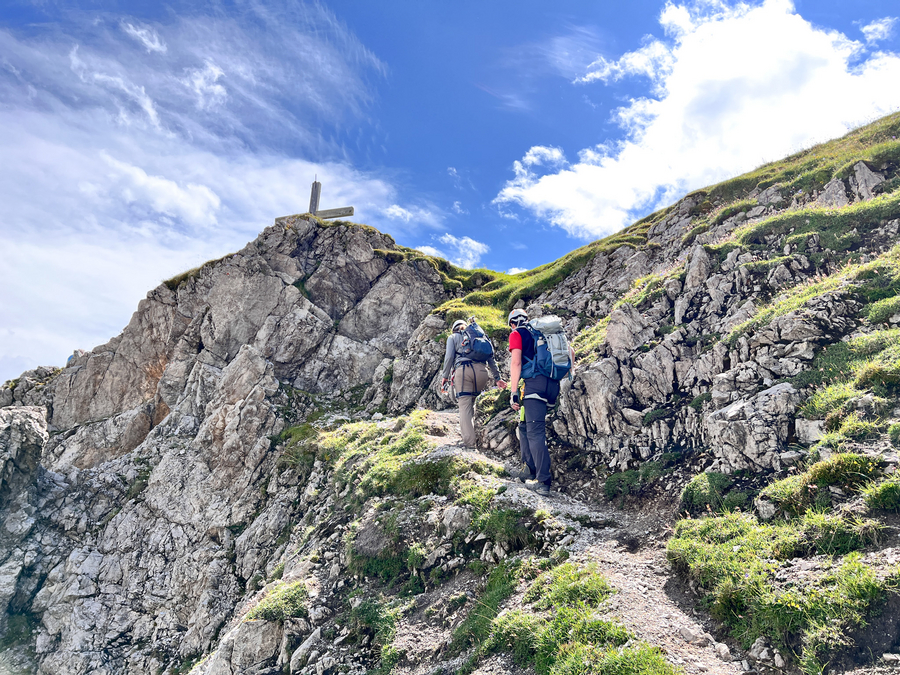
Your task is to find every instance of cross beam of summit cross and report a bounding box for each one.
[308,180,354,220]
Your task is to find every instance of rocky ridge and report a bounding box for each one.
[4,116,900,674]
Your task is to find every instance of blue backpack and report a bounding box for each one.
[459,321,494,362]
[520,315,572,381]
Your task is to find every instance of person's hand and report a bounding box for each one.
[511,392,520,411]
[497,379,507,389]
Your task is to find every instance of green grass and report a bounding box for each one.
[711,199,758,226]
[792,328,900,426]
[450,560,520,658]
[245,580,308,622]
[726,239,900,351]
[572,316,610,362]
[523,563,616,609]
[862,477,900,511]
[162,253,236,290]
[349,597,409,674]
[759,453,884,517]
[303,411,446,502]
[434,222,658,339]
[680,472,733,515]
[667,511,890,673]
[479,562,680,675]
[604,470,641,502]
[701,111,900,205]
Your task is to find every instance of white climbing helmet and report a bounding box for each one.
[507,308,528,328]
[452,319,467,333]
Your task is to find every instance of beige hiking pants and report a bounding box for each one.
[453,362,490,448]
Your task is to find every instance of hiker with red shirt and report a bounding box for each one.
[506,308,575,496]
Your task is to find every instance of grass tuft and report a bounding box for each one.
[245,580,308,622]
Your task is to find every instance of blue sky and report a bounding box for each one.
[2,0,900,382]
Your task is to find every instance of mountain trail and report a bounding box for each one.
[396,408,747,675]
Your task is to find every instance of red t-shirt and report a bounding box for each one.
[508,327,535,359]
[508,330,523,351]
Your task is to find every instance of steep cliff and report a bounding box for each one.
[4,113,900,675]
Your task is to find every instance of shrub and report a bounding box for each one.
[643,409,672,426]
[689,392,712,411]
[890,422,900,446]
[350,597,404,655]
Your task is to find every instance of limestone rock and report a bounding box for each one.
[606,304,655,353]
[817,178,849,208]
[706,383,800,471]
[796,419,825,445]
[204,620,282,675]
[684,245,712,291]
[851,161,885,200]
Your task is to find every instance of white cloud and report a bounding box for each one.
[102,154,222,227]
[69,46,163,129]
[862,17,897,43]
[452,201,468,215]
[579,38,674,87]
[522,146,567,168]
[415,245,446,259]
[383,204,442,228]
[385,205,413,221]
[496,0,900,239]
[508,267,528,274]
[122,22,167,53]
[438,233,490,269]
[0,6,421,383]
[183,60,227,109]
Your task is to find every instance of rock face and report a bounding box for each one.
[1,159,900,673]
[0,217,457,674]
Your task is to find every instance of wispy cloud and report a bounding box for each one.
[122,22,167,53]
[0,3,413,381]
[182,60,227,109]
[452,201,468,215]
[508,267,528,274]
[486,25,603,112]
[862,17,897,43]
[495,0,900,239]
[383,204,443,228]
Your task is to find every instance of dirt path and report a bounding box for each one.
[406,410,747,675]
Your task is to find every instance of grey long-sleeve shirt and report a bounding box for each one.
[441,331,501,381]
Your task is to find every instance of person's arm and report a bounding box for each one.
[441,333,457,384]
[568,345,576,376]
[509,349,522,411]
[487,354,506,389]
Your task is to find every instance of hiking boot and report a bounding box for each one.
[510,464,535,483]
[525,479,551,496]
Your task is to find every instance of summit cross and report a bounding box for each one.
[308,180,354,220]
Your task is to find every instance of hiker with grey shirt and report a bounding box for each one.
[441,319,506,449]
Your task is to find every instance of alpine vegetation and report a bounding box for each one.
[5,112,900,675]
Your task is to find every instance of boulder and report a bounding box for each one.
[816,178,849,208]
